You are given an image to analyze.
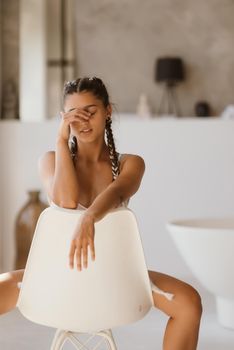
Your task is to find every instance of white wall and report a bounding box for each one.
[0,117,234,282]
[19,0,47,121]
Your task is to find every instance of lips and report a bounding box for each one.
[80,128,92,133]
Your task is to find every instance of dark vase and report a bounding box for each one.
[15,190,48,269]
[195,101,210,117]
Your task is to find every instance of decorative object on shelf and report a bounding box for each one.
[155,57,185,117]
[220,105,234,120]
[195,101,210,117]
[136,93,152,118]
[1,79,19,119]
[15,190,48,269]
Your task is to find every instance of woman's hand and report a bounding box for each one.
[68,213,96,270]
[58,108,91,142]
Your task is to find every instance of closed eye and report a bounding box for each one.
[83,107,96,115]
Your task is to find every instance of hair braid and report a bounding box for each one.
[63,76,119,179]
[105,117,120,181]
[69,135,78,164]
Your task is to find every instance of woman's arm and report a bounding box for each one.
[38,140,79,208]
[85,154,145,222]
[38,108,91,208]
[69,154,145,271]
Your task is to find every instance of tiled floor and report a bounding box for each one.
[0,280,233,349]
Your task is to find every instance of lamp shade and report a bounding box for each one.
[155,57,184,83]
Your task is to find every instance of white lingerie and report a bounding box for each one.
[45,152,174,301]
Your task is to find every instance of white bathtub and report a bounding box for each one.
[166,217,234,330]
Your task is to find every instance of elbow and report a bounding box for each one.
[59,201,78,209]
[51,195,78,209]
[50,185,79,209]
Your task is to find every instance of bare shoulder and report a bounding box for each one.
[37,151,56,203]
[38,151,55,186]
[112,153,145,198]
[119,153,145,172]
[38,151,55,171]
[38,150,55,163]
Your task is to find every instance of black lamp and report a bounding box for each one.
[155,57,185,116]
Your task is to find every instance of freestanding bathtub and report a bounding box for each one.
[166,217,234,330]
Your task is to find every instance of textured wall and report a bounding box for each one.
[0,0,19,119]
[1,1,19,79]
[0,1,2,113]
[75,0,234,116]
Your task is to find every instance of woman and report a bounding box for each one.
[0,77,202,349]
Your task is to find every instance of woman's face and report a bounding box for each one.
[64,91,111,143]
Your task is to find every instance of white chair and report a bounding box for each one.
[17,206,154,349]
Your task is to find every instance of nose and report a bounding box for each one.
[79,119,91,130]
[80,119,90,126]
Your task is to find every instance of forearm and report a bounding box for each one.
[52,138,79,207]
[85,185,122,222]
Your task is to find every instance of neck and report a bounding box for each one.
[76,137,109,162]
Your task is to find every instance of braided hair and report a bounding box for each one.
[63,76,120,181]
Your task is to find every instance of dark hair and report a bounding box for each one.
[63,76,120,180]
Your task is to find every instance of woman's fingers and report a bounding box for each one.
[69,238,95,271]
[75,241,82,271]
[82,242,88,269]
[62,108,91,122]
[68,240,76,269]
[69,239,83,270]
[76,109,91,119]
[88,238,96,261]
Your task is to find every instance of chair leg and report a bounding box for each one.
[50,329,68,350]
[66,332,92,349]
[50,328,118,350]
[96,329,118,350]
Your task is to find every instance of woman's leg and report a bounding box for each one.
[148,270,202,350]
[0,269,24,315]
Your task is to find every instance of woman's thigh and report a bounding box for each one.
[148,270,202,319]
[0,269,24,312]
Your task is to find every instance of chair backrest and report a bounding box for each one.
[17,206,153,333]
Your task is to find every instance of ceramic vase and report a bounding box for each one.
[15,190,47,269]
